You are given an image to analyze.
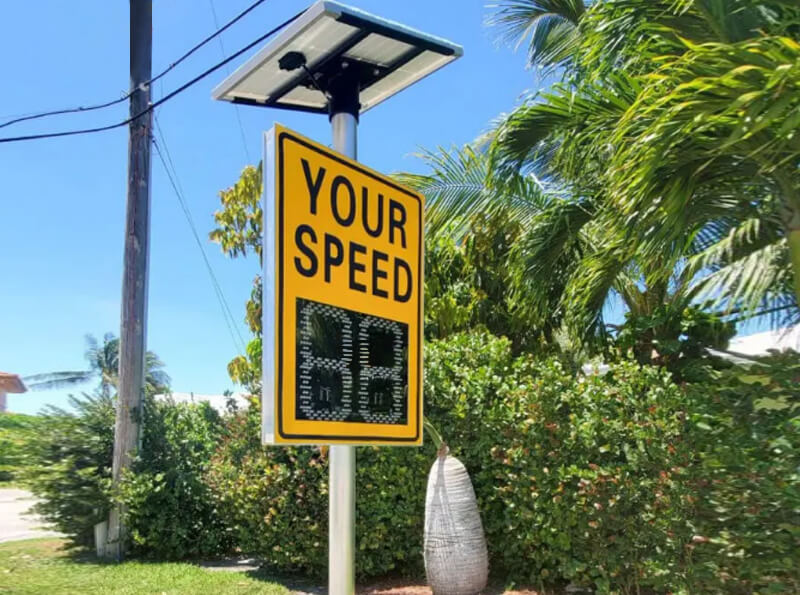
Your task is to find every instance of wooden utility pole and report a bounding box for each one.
[106,0,153,560]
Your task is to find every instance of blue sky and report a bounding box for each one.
[1,0,539,414]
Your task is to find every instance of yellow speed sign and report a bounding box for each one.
[262,124,423,445]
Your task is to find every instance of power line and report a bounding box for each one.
[153,113,247,354]
[153,113,248,355]
[0,10,303,144]
[208,0,253,164]
[0,0,274,131]
[0,94,128,131]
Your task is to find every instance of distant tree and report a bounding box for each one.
[24,333,170,396]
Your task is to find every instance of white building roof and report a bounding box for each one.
[154,392,250,414]
[726,325,800,356]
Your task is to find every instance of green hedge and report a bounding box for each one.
[684,352,800,593]
[24,333,799,593]
[117,398,232,559]
[27,394,229,558]
[425,332,692,592]
[0,412,44,483]
[205,398,430,579]
[206,331,692,591]
[27,394,116,546]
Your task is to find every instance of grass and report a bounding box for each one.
[0,539,291,595]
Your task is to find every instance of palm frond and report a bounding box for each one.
[145,352,171,394]
[689,216,782,269]
[608,35,800,214]
[22,371,93,391]
[396,145,551,240]
[491,72,637,173]
[693,240,796,315]
[508,196,595,332]
[612,267,648,318]
[564,248,625,345]
[688,213,798,319]
[561,235,631,344]
[439,0,800,348]
[518,199,595,271]
[486,0,586,71]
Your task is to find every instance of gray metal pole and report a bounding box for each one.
[107,0,153,561]
[329,110,357,595]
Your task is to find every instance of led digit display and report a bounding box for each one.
[296,297,408,425]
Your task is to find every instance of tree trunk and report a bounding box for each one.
[424,448,489,595]
[775,170,800,306]
[788,227,800,306]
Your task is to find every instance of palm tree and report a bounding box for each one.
[398,146,579,343]
[484,0,800,335]
[24,333,170,396]
[400,142,726,349]
[602,15,800,307]
[400,2,798,349]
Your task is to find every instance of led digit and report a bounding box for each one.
[297,299,353,421]
[357,316,404,423]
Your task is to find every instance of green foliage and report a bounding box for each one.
[204,402,430,579]
[614,305,736,380]
[117,398,232,559]
[27,394,116,548]
[685,351,800,593]
[209,164,264,395]
[206,438,329,577]
[602,24,800,309]
[395,145,550,240]
[207,331,695,591]
[0,413,45,483]
[209,163,262,261]
[27,394,229,558]
[487,0,585,72]
[488,0,800,332]
[424,212,543,352]
[227,336,262,394]
[424,234,474,338]
[426,332,693,593]
[23,331,800,593]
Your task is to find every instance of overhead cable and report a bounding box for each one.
[0,10,303,144]
[0,0,274,131]
[208,0,253,164]
[153,114,248,355]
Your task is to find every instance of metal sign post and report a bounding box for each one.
[212,4,461,593]
[329,76,358,595]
